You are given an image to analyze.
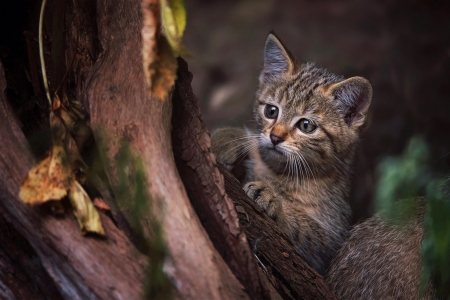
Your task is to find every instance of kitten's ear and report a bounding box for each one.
[260,33,295,84]
[324,77,372,128]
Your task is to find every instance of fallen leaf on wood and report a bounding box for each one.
[19,145,70,206]
[93,197,111,211]
[20,108,105,235]
[69,180,105,236]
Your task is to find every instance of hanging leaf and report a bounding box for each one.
[20,0,106,236]
[68,180,105,236]
[142,0,160,86]
[161,0,187,56]
[150,35,177,100]
[142,0,178,100]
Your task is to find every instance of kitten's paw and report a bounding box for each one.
[244,181,281,218]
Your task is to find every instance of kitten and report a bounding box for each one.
[211,33,372,275]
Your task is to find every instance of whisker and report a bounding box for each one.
[211,134,261,150]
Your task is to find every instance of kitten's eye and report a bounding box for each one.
[264,105,279,119]
[296,119,317,133]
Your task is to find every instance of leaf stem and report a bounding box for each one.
[39,0,52,108]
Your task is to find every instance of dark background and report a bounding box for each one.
[183,0,450,221]
[1,0,449,221]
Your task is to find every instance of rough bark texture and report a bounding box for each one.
[171,58,337,300]
[172,57,271,299]
[0,61,147,299]
[84,0,249,298]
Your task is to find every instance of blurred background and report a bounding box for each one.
[183,0,450,221]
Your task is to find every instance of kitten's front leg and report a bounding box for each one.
[244,180,332,275]
[244,181,283,220]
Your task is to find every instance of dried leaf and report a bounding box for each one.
[150,35,177,100]
[68,180,105,236]
[19,145,70,205]
[93,197,111,211]
[20,109,105,236]
[142,0,177,100]
[52,94,61,111]
[142,0,160,86]
[161,0,187,55]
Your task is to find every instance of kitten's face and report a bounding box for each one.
[254,34,372,176]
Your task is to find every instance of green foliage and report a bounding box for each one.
[375,137,450,297]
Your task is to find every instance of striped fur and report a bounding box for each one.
[211,33,372,275]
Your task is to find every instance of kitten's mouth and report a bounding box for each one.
[268,146,284,155]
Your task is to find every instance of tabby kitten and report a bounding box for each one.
[211,33,372,275]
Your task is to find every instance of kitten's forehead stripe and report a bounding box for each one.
[321,127,338,153]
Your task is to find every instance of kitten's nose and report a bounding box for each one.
[270,133,283,145]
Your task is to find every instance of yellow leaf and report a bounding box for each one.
[161,0,188,55]
[19,145,70,205]
[68,180,105,236]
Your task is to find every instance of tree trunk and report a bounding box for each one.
[0,0,337,298]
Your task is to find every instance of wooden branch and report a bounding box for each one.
[0,61,147,299]
[0,214,62,299]
[172,57,272,299]
[83,0,249,298]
